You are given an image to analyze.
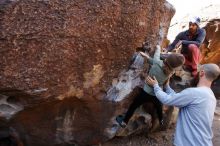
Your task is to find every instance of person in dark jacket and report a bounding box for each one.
[165,16,206,77]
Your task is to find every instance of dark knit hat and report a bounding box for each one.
[165,54,185,69]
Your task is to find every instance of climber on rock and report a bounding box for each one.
[164,16,206,78]
[116,45,185,128]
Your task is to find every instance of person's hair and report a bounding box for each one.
[203,64,220,81]
[162,54,185,75]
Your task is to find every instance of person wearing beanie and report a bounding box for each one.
[116,45,185,129]
[165,16,206,78]
[165,54,185,69]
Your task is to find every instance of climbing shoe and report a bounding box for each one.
[160,119,164,126]
[116,115,127,128]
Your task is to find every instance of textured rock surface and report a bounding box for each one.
[8,98,117,146]
[198,6,220,99]
[200,19,220,65]
[0,0,175,145]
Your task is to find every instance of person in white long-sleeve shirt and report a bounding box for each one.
[146,63,220,146]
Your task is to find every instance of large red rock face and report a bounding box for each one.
[0,0,175,145]
[200,19,220,99]
[201,19,220,65]
[0,0,172,100]
[8,98,117,146]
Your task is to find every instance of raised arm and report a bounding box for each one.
[153,45,161,61]
[140,45,161,65]
[167,32,183,52]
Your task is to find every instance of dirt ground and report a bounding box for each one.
[213,100,220,146]
[102,100,220,146]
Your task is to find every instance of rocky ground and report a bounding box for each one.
[213,100,220,146]
[102,127,174,146]
[102,100,220,146]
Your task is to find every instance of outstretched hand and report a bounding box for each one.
[146,76,158,86]
[140,52,149,59]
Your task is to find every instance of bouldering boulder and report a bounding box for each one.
[0,0,175,145]
[200,19,220,65]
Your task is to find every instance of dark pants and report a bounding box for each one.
[123,88,163,124]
